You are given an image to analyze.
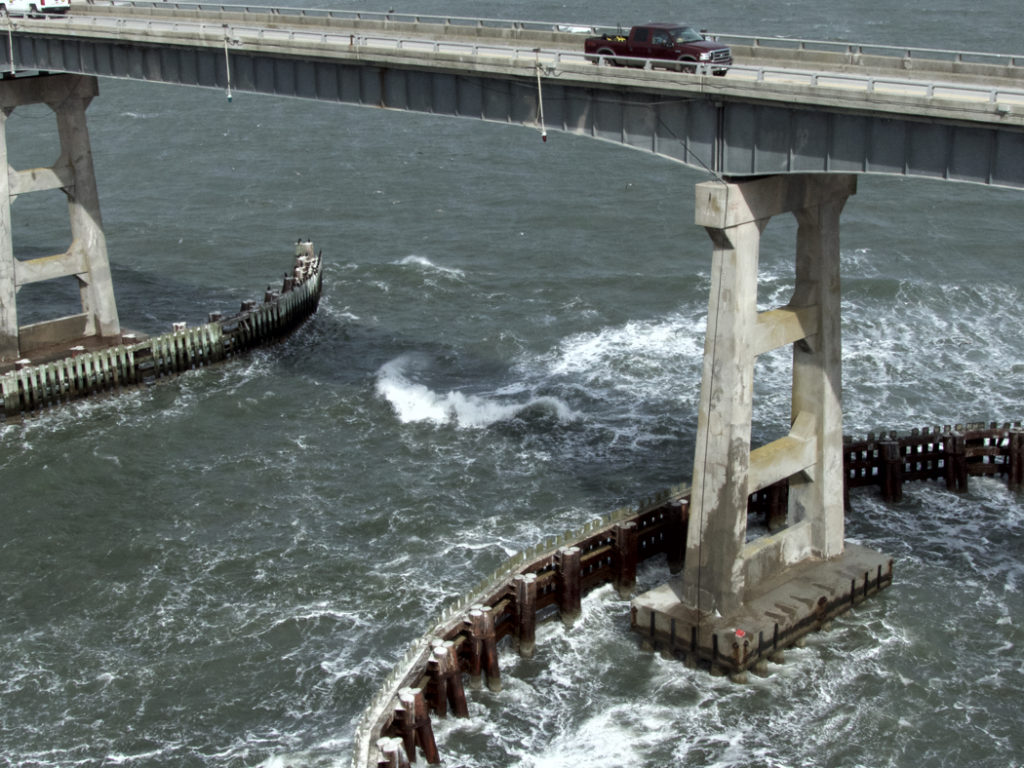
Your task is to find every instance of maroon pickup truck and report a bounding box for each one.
[584,23,732,75]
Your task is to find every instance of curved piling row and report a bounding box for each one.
[353,419,1024,768]
[1,243,322,420]
[351,485,690,768]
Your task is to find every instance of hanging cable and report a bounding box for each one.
[223,25,233,102]
[534,55,547,142]
[5,10,15,76]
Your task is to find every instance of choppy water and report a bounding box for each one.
[2,0,1023,766]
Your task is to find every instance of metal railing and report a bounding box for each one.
[73,0,1024,71]
[21,11,1022,110]
[716,32,1024,69]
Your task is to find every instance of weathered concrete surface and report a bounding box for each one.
[678,175,857,618]
[0,74,120,361]
[633,174,892,670]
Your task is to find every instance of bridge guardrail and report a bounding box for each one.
[76,1,1023,77]
[718,33,1024,71]
[21,12,1024,111]
[28,6,1024,112]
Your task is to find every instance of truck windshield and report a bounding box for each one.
[670,27,705,43]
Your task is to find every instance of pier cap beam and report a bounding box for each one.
[696,174,858,230]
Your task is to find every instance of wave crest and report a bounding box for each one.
[374,355,576,429]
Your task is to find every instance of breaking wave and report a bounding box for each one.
[374,354,577,428]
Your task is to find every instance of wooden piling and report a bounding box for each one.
[556,546,582,626]
[397,687,439,765]
[879,440,903,502]
[467,607,501,692]
[1009,429,1024,490]
[392,695,416,762]
[445,640,469,717]
[376,736,410,768]
[427,639,469,718]
[426,645,449,718]
[944,432,968,493]
[614,522,638,598]
[666,500,686,573]
[514,573,538,658]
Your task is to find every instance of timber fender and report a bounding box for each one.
[353,419,1024,767]
[0,242,322,420]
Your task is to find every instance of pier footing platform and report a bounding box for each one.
[631,543,893,679]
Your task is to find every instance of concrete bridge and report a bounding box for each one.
[4,1,1023,186]
[1,7,1022,762]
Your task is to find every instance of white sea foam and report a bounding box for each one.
[374,354,577,428]
[118,111,162,120]
[394,254,465,279]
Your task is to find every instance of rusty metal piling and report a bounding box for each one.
[394,687,439,765]
[614,522,638,598]
[556,546,582,626]
[514,573,538,658]
[467,607,501,692]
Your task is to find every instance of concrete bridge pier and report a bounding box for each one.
[632,174,893,677]
[0,74,119,363]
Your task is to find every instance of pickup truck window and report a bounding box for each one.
[633,28,649,43]
[671,27,705,43]
[651,31,670,46]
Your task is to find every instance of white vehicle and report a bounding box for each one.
[0,0,70,16]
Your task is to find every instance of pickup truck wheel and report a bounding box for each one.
[675,56,697,74]
[596,47,621,66]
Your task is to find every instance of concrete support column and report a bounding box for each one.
[632,174,893,675]
[0,106,15,360]
[789,194,848,558]
[681,174,856,616]
[0,74,119,363]
[680,214,765,617]
[53,84,119,339]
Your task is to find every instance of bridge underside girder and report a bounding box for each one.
[7,34,1024,189]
